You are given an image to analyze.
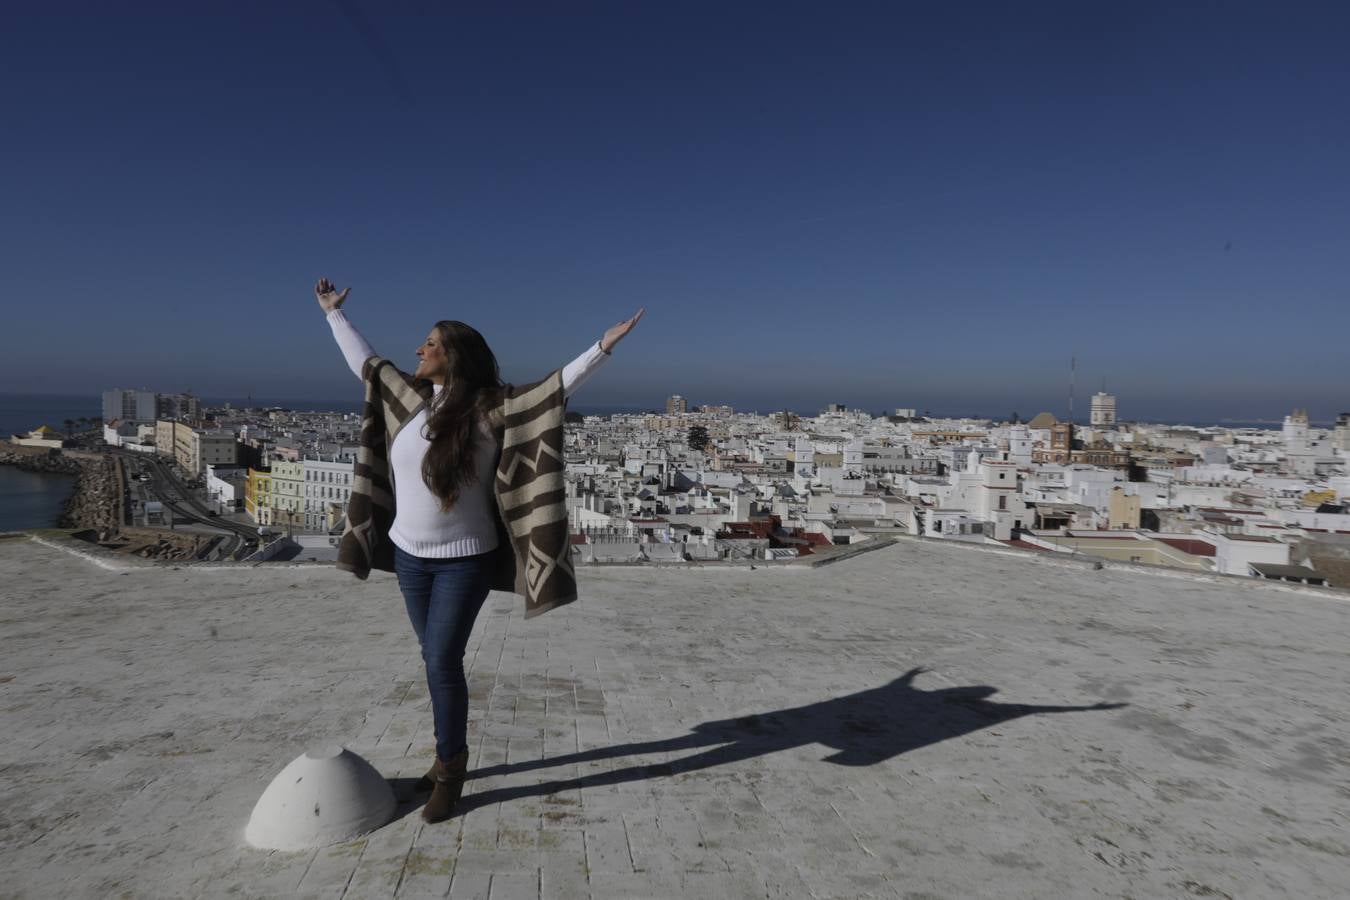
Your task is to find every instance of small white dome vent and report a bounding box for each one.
[245,745,395,851]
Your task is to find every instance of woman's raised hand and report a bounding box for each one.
[315,277,350,313]
[600,307,645,353]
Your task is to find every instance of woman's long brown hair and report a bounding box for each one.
[419,320,505,511]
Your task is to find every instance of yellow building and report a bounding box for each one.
[155,420,176,457]
[246,468,273,524]
[1108,487,1142,530]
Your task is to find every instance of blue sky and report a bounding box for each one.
[2,2,1347,421]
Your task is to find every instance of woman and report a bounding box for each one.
[316,277,642,822]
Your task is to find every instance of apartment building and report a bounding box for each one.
[246,468,273,524]
[303,456,355,533]
[270,459,306,533]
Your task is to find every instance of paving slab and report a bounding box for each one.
[1,534,1348,898]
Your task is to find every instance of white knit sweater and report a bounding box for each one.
[327,310,608,558]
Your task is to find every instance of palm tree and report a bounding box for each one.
[63,418,74,439]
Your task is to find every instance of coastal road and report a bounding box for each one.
[111,449,258,559]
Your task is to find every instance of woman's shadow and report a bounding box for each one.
[449,667,1125,814]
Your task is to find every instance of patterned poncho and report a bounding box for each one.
[335,356,577,619]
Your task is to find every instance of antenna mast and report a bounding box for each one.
[1069,356,1076,423]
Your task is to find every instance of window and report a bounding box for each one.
[998,495,1007,510]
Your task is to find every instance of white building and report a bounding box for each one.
[1209,531,1290,577]
[1282,409,1309,454]
[102,389,157,424]
[1330,475,1350,502]
[842,438,864,475]
[1090,392,1117,427]
[1007,424,1034,468]
[1334,414,1350,452]
[303,456,356,533]
[10,425,65,449]
[792,437,815,478]
[190,431,239,477]
[205,465,248,512]
[1198,443,1229,465]
[816,467,866,496]
[103,421,157,450]
[972,449,1028,540]
[926,508,986,541]
[933,448,1029,541]
[156,392,201,422]
[1024,465,1123,511]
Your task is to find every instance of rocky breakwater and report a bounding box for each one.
[0,448,123,538]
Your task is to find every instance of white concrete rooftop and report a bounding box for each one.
[1,533,1348,898]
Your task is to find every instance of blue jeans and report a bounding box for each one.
[393,545,494,762]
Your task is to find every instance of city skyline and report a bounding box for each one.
[2,4,1347,419]
[5,387,1344,431]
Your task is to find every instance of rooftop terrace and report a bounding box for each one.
[2,533,1348,898]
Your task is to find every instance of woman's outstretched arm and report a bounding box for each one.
[316,278,376,381]
[561,307,644,399]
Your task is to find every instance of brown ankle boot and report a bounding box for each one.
[421,749,468,823]
[415,762,437,793]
